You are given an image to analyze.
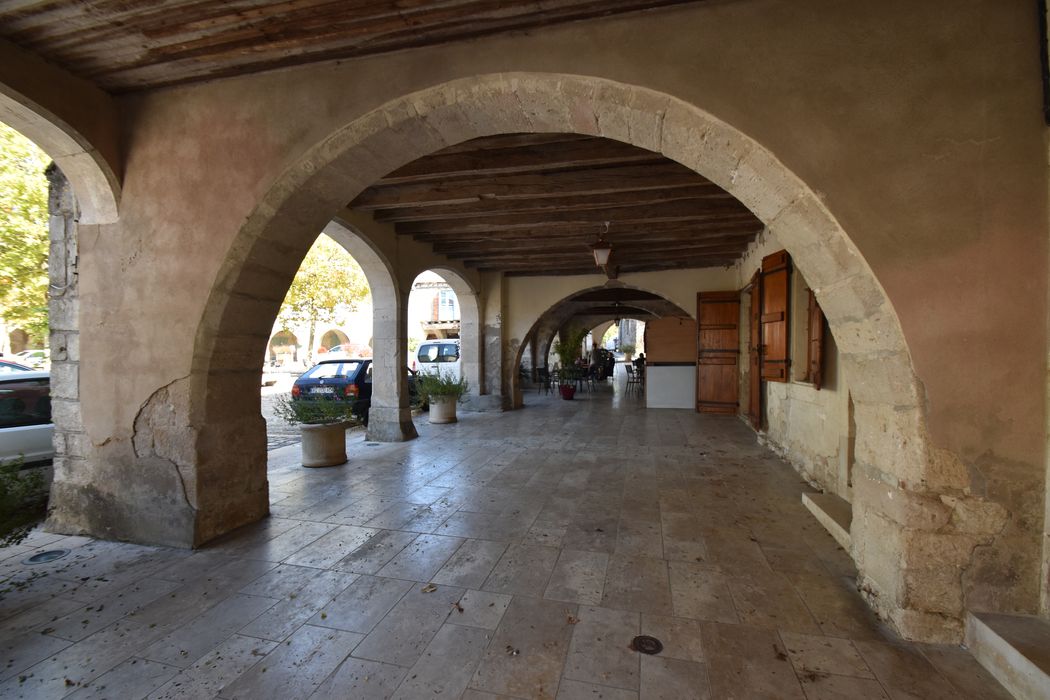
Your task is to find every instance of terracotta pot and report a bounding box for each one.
[428,396,458,423]
[299,420,351,467]
[559,385,576,400]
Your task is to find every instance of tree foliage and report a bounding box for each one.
[0,124,50,343]
[277,235,370,361]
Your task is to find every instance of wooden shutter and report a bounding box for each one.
[806,288,825,390]
[696,291,740,414]
[760,250,790,382]
[747,270,763,429]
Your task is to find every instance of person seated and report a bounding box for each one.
[633,352,646,370]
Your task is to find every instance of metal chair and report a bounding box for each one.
[534,366,551,395]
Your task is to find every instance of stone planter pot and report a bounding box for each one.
[299,420,351,467]
[428,396,458,424]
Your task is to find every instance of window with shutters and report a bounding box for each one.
[759,250,790,382]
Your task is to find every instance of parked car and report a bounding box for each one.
[14,349,49,369]
[416,339,461,381]
[291,358,418,426]
[0,359,32,374]
[0,371,53,465]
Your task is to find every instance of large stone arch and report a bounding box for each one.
[178,72,958,638]
[419,266,487,408]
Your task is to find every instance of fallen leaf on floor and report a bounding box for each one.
[566,614,579,625]
[421,583,438,593]
[505,645,520,656]
[452,602,464,613]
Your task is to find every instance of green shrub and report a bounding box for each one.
[416,371,469,403]
[0,458,49,547]
[272,395,359,426]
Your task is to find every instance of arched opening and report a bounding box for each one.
[56,72,965,640]
[267,330,299,365]
[319,329,351,353]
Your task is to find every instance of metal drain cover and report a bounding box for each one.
[630,635,663,655]
[365,442,380,446]
[23,549,69,565]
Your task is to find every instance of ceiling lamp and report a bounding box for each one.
[591,221,612,268]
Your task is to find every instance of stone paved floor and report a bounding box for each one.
[0,381,1013,699]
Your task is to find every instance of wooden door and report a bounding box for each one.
[696,291,740,414]
[760,250,790,382]
[747,270,763,429]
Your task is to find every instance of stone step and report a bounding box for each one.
[801,491,851,550]
[966,611,1050,700]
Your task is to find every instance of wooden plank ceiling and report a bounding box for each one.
[352,133,763,276]
[0,0,710,93]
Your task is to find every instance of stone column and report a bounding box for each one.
[367,288,417,442]
[44,164,85,509]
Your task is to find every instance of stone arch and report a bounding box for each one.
[186,72,940,636]
[267,329,299,364]
[0,92,119,224]
[421,266,485,405]
[319,328,350,352]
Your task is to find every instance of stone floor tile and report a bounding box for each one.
[602,555,672,617]
[284,525,379,569]
[219,624,363,700]
[729,573,821,634]
[404,485,452,505]
[562,517,619,554]
[332,529,418,575]
[482,544,560,597]
[307,575,413,634]
[544,549,609,606]
[351,582,465,667]
[43,577,181,642]
[147,634,277,700]
[236,521,337,562]
[701,532,773,576]
[918,644,1014,700]
[798,673,889,699]
[400,501,460,533]
[447,589,512,630]
[556,679,638,699]
[0,597,84,636]
[640,615,704,663]
[523,522,567,548]
[238,569,357,642]
[639,655,711,700]
[784,572,883,641]
[142,593,277,668]
[308,656,407,700]
[701,621,805,699]
[376,533,465,582]
[364,501,428,530]
[392,623,492,699]
[470,596,578,698]
[462,687,522,699]
[779,631,874,679]
[666,561,737,624]
[431,539,509,588]
[0,618,167,699]
[564,606,640,690]
[64,657,180,700]
[237,563,316,599]
[0,629,71,683]
[615,519,664,559]
[853,641,970,700]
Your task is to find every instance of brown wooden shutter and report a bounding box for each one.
[760,250,790,382]
[696,291,740,414]
[806,288,825,390]
[747,270,763,429]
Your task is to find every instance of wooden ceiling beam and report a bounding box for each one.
[412,221,763,242]
[376,137,665,184]
[370,186,731,222]
[454,244,748,266]
[351,162,704,210]
[430,232,754,255]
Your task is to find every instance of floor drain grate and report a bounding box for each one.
[365,442,380,446]
[23,549,69,565]
[630,635,664,655]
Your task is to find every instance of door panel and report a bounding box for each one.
[748,270,762,429]
[760,250,790,382]
[696,291,740,414]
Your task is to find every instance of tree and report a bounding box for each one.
[277,235,370,363]
[0,124,50,344]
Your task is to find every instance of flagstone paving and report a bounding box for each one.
[0,381,1012,699]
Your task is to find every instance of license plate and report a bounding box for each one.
[310,387,335,395]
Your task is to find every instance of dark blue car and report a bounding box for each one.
[292,358,418,425]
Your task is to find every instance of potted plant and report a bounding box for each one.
[620,342,636,362]
[273,395,359,467]
[552,327,588,400]
[416,370,469,424]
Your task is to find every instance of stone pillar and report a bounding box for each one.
[367,289,416,442]
[44,164,85,505]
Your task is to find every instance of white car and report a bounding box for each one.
[15,349,49,369]
[416,339,462,381]
[0,371,53,465]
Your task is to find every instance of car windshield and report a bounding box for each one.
[418,344,459,363]
[0,362,30,373]
[301,361,362,379]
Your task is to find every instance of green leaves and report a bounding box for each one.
[277,235,370,332]
[0,458,49,547]
[0,124,50,343]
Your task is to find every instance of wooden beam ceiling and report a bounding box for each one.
[0,1,713,93]
[351,133,762,276]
